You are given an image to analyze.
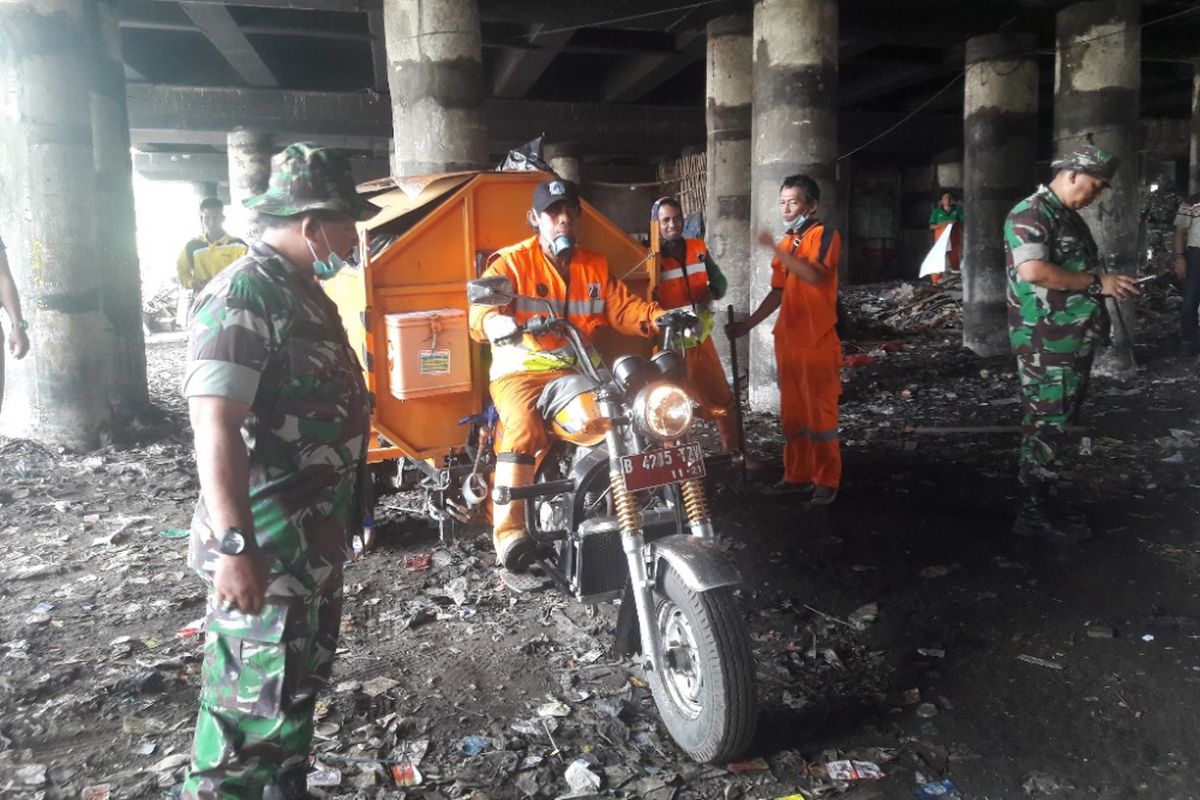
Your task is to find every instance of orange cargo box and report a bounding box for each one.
[323,170,653,465]
[384,309,472,401]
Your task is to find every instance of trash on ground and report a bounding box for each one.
[826,760,885,781]
[1016,654,1064,670]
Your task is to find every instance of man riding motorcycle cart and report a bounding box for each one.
[468,178,666,572]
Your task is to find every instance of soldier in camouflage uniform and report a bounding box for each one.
[1139,175,1179,274]
[1004,144,1138,543]
[181,143,376,800]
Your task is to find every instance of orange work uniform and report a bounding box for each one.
[771,220,842,490]
[469,235,663,538]
[656,238,739,450]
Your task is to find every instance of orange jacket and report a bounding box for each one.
[770,220,841,347]
[657,238,710,310]
[469,235,663,379]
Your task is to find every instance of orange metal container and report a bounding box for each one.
[323,171,653,465]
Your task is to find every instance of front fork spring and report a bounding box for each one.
[610,470,641,535]
[680,479,710,524]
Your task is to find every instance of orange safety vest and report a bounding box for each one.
[469,235,661,379]
[657,238,710,310]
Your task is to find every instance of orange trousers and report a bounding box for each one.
[776,330,841,489]
[683,337,742,452]
[489,370,564,534]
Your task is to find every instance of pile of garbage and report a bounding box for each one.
[141,283,181,334]
[845,282,962,336]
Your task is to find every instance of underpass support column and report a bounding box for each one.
[384,0,488,176]
[705,14,753,372]
[0,0,111,447]
[1055,0,1141,376]
[93,0,147,407]
[748,0,838,413]
[227,128,273,240]
[962,32,1039,356]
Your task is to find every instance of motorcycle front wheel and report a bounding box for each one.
[647,564,757,763]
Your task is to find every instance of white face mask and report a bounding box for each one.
[784,214,807,233]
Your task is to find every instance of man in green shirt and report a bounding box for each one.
[928,192,963,282]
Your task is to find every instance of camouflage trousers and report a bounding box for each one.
[1017,350,1093,487]
[181,574,343,800]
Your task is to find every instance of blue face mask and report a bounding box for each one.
[306,226,348,280]
[549,233,575,258]
[786,213,811,233]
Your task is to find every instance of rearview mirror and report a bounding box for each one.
[467,276,516,307]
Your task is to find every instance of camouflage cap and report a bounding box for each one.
[243,142,376,221]
[1051,144,1119,186]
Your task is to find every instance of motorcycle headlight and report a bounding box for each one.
[633,383,694,440]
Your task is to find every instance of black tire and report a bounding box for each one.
[647,564,757,763]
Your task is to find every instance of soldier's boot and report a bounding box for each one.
[1012,483,1092,544]
[492,460,539,572]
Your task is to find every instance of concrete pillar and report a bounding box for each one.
[227,129,273,240]
[384,0,487,176]
[705,15,753,373]
[748,0,837,412]
[1190,62,1200,196]
[0,0,111,447]
[544,142,581,184]
[963,32,1039,356]
[1055,0,1140,375]
[93,0,147,408]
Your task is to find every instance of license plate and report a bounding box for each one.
[619,442,706,491]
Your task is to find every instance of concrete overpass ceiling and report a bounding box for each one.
[118,0,1200,165]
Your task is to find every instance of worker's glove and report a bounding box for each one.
[483,314,521,345]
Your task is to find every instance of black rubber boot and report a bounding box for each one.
[1012,483,1092,543]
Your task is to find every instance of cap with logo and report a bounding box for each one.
[244,142,376,221]
[1050,144,1119,187]
[532,178,581,215]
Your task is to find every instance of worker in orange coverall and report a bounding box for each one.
[651,196,746,455]
[727,174,842,506]
[468,178,664,571]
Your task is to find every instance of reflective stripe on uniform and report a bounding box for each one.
[566,298,605,316]
[787,427,840,442]
[660,262,707,282]
[514,296,563,314]
[510,295,605,318]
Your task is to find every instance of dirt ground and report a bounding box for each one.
[1,282,1198,800]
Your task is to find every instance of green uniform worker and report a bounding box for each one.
[1139,177,1179,274]
[181,143,376,800]
[1004,144,1138,544]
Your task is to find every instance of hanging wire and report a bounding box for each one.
[837,4,1200,161]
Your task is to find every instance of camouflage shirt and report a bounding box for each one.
[183,243,370,595]
[1004,185,1105,356]
[1141,188,1179,227]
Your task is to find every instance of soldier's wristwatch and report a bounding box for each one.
[218,527,254,556]
[13,320,28,332]
[1085,274,1104,297]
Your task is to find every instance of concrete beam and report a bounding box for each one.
[492,25,574,98]
[139,0,375,10]
[179,2,277,87]
[125,83,705,158]
[603,29,704,103]
[133,151,228,183]
[840,57,962,107]
[125,84,962,161]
